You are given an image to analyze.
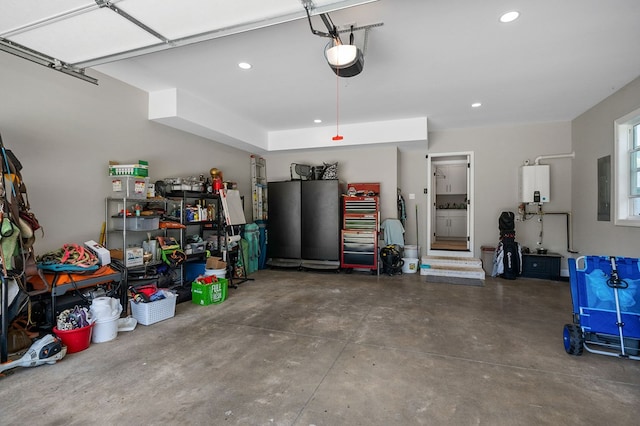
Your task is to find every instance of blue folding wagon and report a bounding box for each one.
[564,256,640,360]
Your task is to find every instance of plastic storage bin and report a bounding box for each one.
[112,216,159,231]
[185,261,206,283]
[130,293,177,325]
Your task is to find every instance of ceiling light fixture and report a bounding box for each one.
[471,102,482,108]
[238,62,252,69]
[314,119,322,123]
[499,11,520,23]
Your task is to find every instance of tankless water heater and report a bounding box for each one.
[520,165,550,203]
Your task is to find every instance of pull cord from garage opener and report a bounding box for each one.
[332,65,343,141]
[332,28,355,141]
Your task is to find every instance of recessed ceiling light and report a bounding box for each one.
[499,11,519,23]
[238,62,252,70]
[471,102,482,108]
[314,119,322,124]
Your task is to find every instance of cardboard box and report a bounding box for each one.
[126,247,144,267]
[84,240,111,265]
[206,257,227,270]
[109,247,143,267]
[109,160,149,177]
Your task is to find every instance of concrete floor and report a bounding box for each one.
[2,269,640,425]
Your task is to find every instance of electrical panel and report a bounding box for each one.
[520,165,550,203]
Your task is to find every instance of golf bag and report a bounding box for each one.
[380,244,404,275]
[493,211,521,279]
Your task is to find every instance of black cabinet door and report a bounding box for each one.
[267,181,301,259]
[301,180,341,261]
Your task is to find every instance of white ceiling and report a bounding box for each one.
[3,0,640,153]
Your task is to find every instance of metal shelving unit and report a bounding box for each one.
[250,155,267,222]
[104,197,184,287]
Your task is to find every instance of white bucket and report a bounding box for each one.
[90,297,123,343]
[404,245,420,259]
[402,257,419,274]
[204,268,227,279]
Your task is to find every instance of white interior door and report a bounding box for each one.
[427,152,474,258]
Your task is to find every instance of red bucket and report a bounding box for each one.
[53,323,94,354]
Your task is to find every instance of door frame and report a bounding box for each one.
[426,151,475,258]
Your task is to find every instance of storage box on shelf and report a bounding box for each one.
[110,247,144,267]
[108,160,149,177]
[184,241,206,255]
[111,216,160,231]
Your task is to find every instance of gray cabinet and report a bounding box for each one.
[435,209,467,238]
[435,164,467,194]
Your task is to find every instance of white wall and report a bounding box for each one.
[571,76,640,257]
[428,123,573,270]
[0,53,253,254]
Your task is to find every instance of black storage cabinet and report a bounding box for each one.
[522,252,562,280]
[267,180,343,268]
[267,181,301,261]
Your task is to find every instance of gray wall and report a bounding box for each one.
[0,53,252,254]
[265,122,574,274]
[572,76,640,257]
[4,49,636,270]
[265,145,400,221]
[398,146,429,250]
[428,123,573,272]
